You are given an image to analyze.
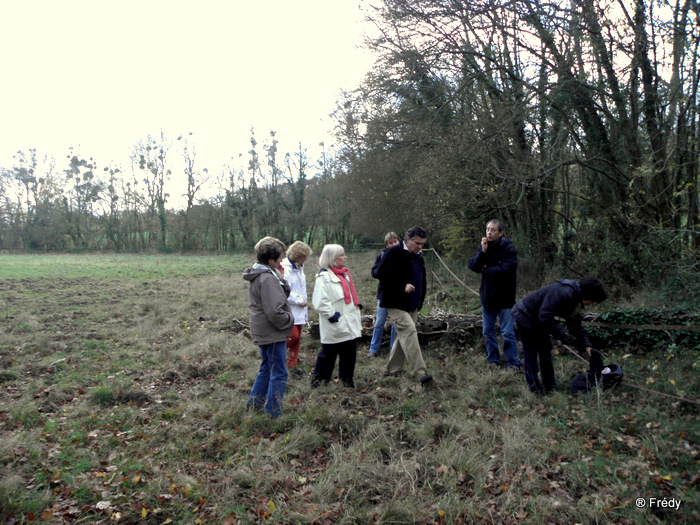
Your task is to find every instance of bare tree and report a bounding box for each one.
[339,0,699,286]
[131,131,172,249]
[178,133,209,250]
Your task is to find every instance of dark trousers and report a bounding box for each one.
[311,339,357,388]
[519,326,556,395]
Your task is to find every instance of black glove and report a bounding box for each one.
[329,312,341,323]
[588,348,604,374]
[560,333,578,346]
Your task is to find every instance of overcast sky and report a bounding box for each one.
[0,0,375,173]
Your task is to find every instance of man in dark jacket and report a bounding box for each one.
[368,232,400,357]
[468,219,522,369]
[511,277,607,395]
[377,226,433,386]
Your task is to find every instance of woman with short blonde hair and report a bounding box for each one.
[281,241,313,374]
[286,240,313,261]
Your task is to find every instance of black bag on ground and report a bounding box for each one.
[570,350,623,394]
[599,363,623,389]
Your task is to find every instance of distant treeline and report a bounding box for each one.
[0,135,363,255]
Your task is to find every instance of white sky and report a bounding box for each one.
[0,0,375,174]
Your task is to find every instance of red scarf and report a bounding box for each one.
[330,266,360,306]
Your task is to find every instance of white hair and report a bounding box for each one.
[318,244,345,269]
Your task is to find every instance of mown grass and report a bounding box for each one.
[0,252,698,524]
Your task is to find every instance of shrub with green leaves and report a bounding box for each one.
[587,307,700,351]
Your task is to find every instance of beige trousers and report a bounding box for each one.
[385,308,427,381]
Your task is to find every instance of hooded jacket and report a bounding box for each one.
[511,279,592,348]
[468,236,517,311]
[242,265,295,345]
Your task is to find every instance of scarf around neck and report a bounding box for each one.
[252,262,284,285]
[330,266,360,306]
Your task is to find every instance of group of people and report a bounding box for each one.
[243,221,607,417]
[468,219,607,396]
[243,227,433,417]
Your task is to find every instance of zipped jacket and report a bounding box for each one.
[281,257,308,324]
[468,237,518,312]
[242,266,294,345]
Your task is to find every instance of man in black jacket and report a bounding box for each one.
[511,277,607,395]
[377,226,433,386]
[368,232,400,357]
[468,219,522,369]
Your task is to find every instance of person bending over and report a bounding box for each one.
[511,277,607,396]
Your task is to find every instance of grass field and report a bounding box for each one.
[0,253,698,524]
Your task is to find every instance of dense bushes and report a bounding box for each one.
[587,308,700,351]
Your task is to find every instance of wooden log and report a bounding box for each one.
[307,311,484,344]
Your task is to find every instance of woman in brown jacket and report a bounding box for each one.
[243,237,295,417]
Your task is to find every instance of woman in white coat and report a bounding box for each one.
[311,244,362,388]
[281,241,313,374]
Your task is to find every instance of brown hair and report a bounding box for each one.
[254,236,286,264]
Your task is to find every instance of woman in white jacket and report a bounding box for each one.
[281,241,313,374]
[311,244,362,388]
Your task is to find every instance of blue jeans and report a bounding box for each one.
[247,341,288,417]
[482,307,522,367]
[369,301,396,354]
